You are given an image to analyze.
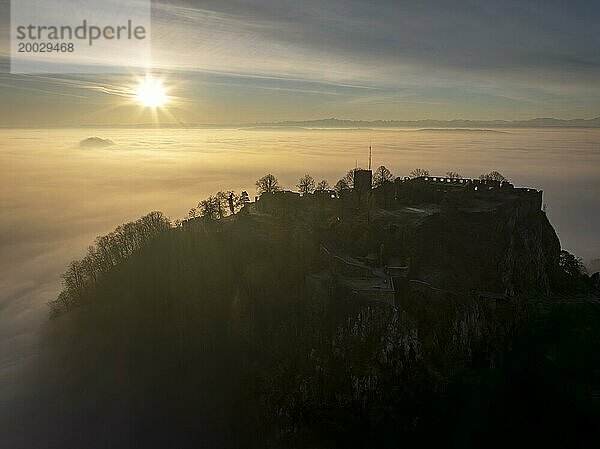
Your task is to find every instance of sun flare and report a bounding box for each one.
[134,76,168,108]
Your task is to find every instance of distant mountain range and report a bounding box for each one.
[5,117,599,129]
[253,117,600,128]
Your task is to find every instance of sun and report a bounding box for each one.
[134,76,168,108]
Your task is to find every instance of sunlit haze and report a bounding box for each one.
[134,76,168,109]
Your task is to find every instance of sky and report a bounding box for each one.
[0,0,599,125]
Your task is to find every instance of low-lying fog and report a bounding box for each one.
[1,126,599,402]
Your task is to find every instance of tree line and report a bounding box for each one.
[251,168,509,197]
[50,211,171,316]
[188,190,250,220]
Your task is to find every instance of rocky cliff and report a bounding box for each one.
[323,192,561,297]
[405,198,561,295]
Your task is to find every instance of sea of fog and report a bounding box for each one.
[1,126,599,402]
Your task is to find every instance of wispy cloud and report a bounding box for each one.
[0,0,599,122]
[150,1,600,89]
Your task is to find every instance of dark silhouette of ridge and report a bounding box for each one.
[254,116,600,128]
[5,167,599,449]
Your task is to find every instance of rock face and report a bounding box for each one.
[406,198,560,295]
[316,183,561,297]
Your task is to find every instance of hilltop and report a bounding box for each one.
[8,171,600,449]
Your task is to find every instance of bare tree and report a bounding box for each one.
[227,192,238,214]
[373,165,393,187]
[409,168,429,178]
[62,260,86,300]
[50,211,171,316]
[256,173,281,194]
[334,179,350,193]
[215,190,242,216]
[188,207,199,219]
[215,191,241,218]
[197,191,244,220]
[199,196,220,220]
[343,169,357,188]
[559,250,584,277]
[316,179,330,190]
[335,168,361,191]
[297,174,316,195]
[446,171,462,179]
[479,171,508,182]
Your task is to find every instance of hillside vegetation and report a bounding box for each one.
[15,210,600,448]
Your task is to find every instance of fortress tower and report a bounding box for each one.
[354,169,372,194]
[354,169,372,205]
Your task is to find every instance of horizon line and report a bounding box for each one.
[2,115,600,129]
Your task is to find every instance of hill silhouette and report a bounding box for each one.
[256,116,600,129]
[5,182,600,448]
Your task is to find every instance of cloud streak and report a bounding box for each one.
[0,0,599,122]
[151,1,600,87]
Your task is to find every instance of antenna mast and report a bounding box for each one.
[368,144,372,170]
